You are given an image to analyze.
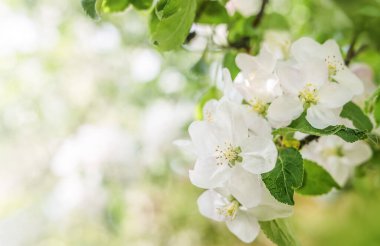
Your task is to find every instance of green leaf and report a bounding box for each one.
[149,0,197,51]
[101,0,130,13]
[297,160,340,195]
[262,148,304,205]
[81,0,103,19]
[130,0,153,10]
[223,51,239,80]
[195,87,222,120]
[260,13,289,30]
[259,219,299,246]
[196,1,229,24]
[274,113,368,143]
[340,101,373,132]
[374,98,380,126]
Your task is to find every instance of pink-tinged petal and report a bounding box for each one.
[197,190,225,222]
[226,211,260,243]
[306,105,341,129]
[267,96,303,122]
[227,167,263,208]
[189,157,230,189]
[318,83,353,108]
[240,136,278,174]
[333,68,364,96]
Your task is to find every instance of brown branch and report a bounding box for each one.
[345,33,368,66]
[299,135,320,149]
[253,0,269,27]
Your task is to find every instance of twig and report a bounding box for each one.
[345,33,368,66]
[299,135,319,149]
[253,0,269,27]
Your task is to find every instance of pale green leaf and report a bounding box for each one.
[259,219,299,246]
[149,0,197,51]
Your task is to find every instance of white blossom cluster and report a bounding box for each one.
[182,36,372,243]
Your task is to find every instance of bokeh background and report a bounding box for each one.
[1,0,380,245]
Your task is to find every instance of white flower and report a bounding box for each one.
[234,46,282,117]
[226,0,263,17]
[197,187,292,243]
[268,58,353,129]
[290,37,364,95]
[189,100,277,204]
[301,135,372,186]
[262,31,292,60]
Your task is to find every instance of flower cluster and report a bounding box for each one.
[183,36,371,243]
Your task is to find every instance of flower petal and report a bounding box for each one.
[318,83,353,108]
[189,121,220,157]
[301,58,328,88]
[241,136,278,174]
[291,37,322,63]
[226,211,260,243]
[189,157,230,189]
[227,166,263,208]
[197,190,225,222]
[333,68,364,96]
[277,63,305,94]
[343,141,372,166]
[267,96,303,122]
[249,184,293,221]
[306,105,341,129]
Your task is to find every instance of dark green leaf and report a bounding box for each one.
[130,0,153,10]
[274,113,368,143]
[149,0,197,51]
[374,98,380,126]
[297,159,340,195]
[196,1,229,24]
[102,0,130,13]
[262,148,304,205]
[81,0,102,19]
[340,101,373,132]
[259,219,299,246]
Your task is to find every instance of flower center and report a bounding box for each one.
[322,146,344,157]
[217,199,240,220]
[299,83,319,107]
[204,110,213,122]
[249,99,268,116]
[216,143,242,167]
[324,55,344,80]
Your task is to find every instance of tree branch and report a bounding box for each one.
[253,0,269,28]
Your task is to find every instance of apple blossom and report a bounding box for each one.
[301,135,372,186]
[291,37,364,95]
[188,100,277,198]
[268,58,353,129]
[234,46,282,117]
[197,186,292,243]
